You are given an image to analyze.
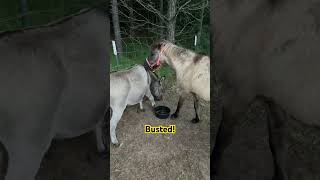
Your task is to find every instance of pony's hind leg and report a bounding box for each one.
[170,96,185,119]
[262,97,289,180]
[191,93,200,123]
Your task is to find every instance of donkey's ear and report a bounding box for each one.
[160,76,165,82]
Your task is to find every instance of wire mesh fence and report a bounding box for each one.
[110,33,210,75]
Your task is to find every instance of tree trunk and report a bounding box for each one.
[129,0,134,36]
[167,0,176,42]
[111,0,123,55]
[20,0,30,27]
[197,0,206,45]
[159,0,165,39]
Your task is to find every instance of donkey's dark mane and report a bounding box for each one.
[0,3,107,39]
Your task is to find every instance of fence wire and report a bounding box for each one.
[110,35,209,73]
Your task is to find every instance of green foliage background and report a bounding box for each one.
[111,0,210,79]
[0,0,105,31]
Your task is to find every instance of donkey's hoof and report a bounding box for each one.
[272,174,288,180]
[111,141,120,147]
[98,150,108,159]
[191,118,199,123]
[212,164,220,176]
[137,108,145,113]
[170,113,178,119]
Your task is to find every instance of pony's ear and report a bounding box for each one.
[153,40,167,50]
[159,40,170,49]
[159,42,166,49]
[156,42,164,50]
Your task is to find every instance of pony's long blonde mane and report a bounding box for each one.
[162,42,193,60]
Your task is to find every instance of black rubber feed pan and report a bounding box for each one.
[154,106,171,119]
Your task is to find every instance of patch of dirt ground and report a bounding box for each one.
[110,84,210,180]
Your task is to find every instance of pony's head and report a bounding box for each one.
[145,40,170,71]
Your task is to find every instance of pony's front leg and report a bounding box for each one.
[191,93,200,123]
[170,95,185,119]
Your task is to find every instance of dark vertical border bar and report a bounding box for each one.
[210,0,223,179]
[106,1,111,179]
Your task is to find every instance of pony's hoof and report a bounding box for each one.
[191,118,199,123]
[170,113,178,119]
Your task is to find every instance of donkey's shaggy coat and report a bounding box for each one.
[110,65,163,145]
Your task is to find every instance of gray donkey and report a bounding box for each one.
[110,65,164,145]
[0,8,108,180]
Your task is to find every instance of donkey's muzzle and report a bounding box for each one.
[155,95,162,101]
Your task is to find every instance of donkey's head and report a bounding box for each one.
[149,72,165,101]
[145,40,170,71]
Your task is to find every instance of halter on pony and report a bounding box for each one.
[145,47,165,70]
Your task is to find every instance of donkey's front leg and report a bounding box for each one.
[95,121,107,154]
[137,101,145,113]
[145,88,156,107]
[212,107,241,176]
[263,97,289,180]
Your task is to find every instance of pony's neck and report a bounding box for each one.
[162,43,193,72]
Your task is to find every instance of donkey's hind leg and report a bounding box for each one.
[262,97,288,180]
[212,107,240,176]
[110,106,125,146]
[4,138,51,180]
[191,93,200,123]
